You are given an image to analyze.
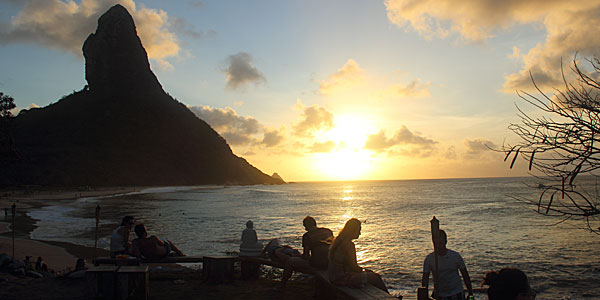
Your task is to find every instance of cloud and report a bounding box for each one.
[364,126,437,156]
[292,101,334,137]
[384,79,431,98]
[189,1,204,8]
[318,59,431,99]
[189,105,261,145]
[384,0,600,91]
[308,140,336,153]
[223,52,266,89]
[0,0,182,68]
[445,145,457,160]
[168,16,215,40]
[509,46,521,59]
[319,59,365,94]
[261,128,285,147]
[364,130,397,151]
[464,138,498,157]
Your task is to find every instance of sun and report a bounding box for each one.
[313,149,373,180]
[312,114,375,180]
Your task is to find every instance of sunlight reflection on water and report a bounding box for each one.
[28,178,600,299]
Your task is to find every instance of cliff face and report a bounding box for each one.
[1,5,283,187]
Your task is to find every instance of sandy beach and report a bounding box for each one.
[0,237,78,271]
[0,187,135,269]
[0,187,317,300]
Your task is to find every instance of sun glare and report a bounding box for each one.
[325,115,371,148]
[313,148,373,180]
[311,114,376,180]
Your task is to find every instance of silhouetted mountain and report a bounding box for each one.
[0,5,283,187]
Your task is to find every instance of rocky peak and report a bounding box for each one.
[82,4,162,94]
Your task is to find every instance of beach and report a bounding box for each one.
[0,187,315,300]
[2,180,599,299]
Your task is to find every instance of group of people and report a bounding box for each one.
[248,217,389,292]
[109,215,534,300]
[23,256,48,272]
[245,217,535,300]
[109,216,185,259]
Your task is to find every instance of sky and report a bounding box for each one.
[1,0,599,182]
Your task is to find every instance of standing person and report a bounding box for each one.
[328,218,389,293]
[421,229,473,300]
[131,224,185,259]
[483,268,535,300]
[280,216,333,288]
[110,216,134,258]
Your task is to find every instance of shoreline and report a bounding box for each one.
[0,187,134,271]
[0,187,316,300]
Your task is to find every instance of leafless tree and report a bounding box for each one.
[504,55,600,234]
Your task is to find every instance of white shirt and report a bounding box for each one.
[110,226,127,252]
[423,249,466,297]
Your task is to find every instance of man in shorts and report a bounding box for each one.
[280,216,333,288]
[422,230,473,300]
[131,224,185,259]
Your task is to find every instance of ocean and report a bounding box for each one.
[27,177,600,299]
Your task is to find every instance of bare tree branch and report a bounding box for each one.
[504,55,600,235]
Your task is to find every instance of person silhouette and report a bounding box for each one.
[240,220,263,257]
[421,229,473,300]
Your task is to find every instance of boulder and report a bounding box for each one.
[26,270,43,278]
[0,253,11,267]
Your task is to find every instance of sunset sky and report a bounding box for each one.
[1,0,597,182]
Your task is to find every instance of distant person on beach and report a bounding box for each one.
[421,229,473,300]
[131,224,185,259]
[35,256,48,272]
[110,216,134,258]
[483,268,535,300]
[328,218,389,293]
[262,238,301,262]
[23,256,32,269]
[280,216,333,288]
[239,220,263,257]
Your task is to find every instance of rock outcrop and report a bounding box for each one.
[0,5,283,187]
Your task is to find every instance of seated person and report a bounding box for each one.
[110,216,134,258]
[280,216,333,288]
[240,220,263,257]
[261,238,301,263]
[131,224,185,259]
[328,218,389,293]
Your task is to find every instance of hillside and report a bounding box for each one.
[0,5,282,187]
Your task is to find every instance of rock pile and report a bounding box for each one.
[0,253,45,278]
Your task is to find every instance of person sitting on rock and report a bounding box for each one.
[240,220,263,257]
[279,216,333,288]
[35,256,48,272]
[23,256,32,269]
[131,224,185,259]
